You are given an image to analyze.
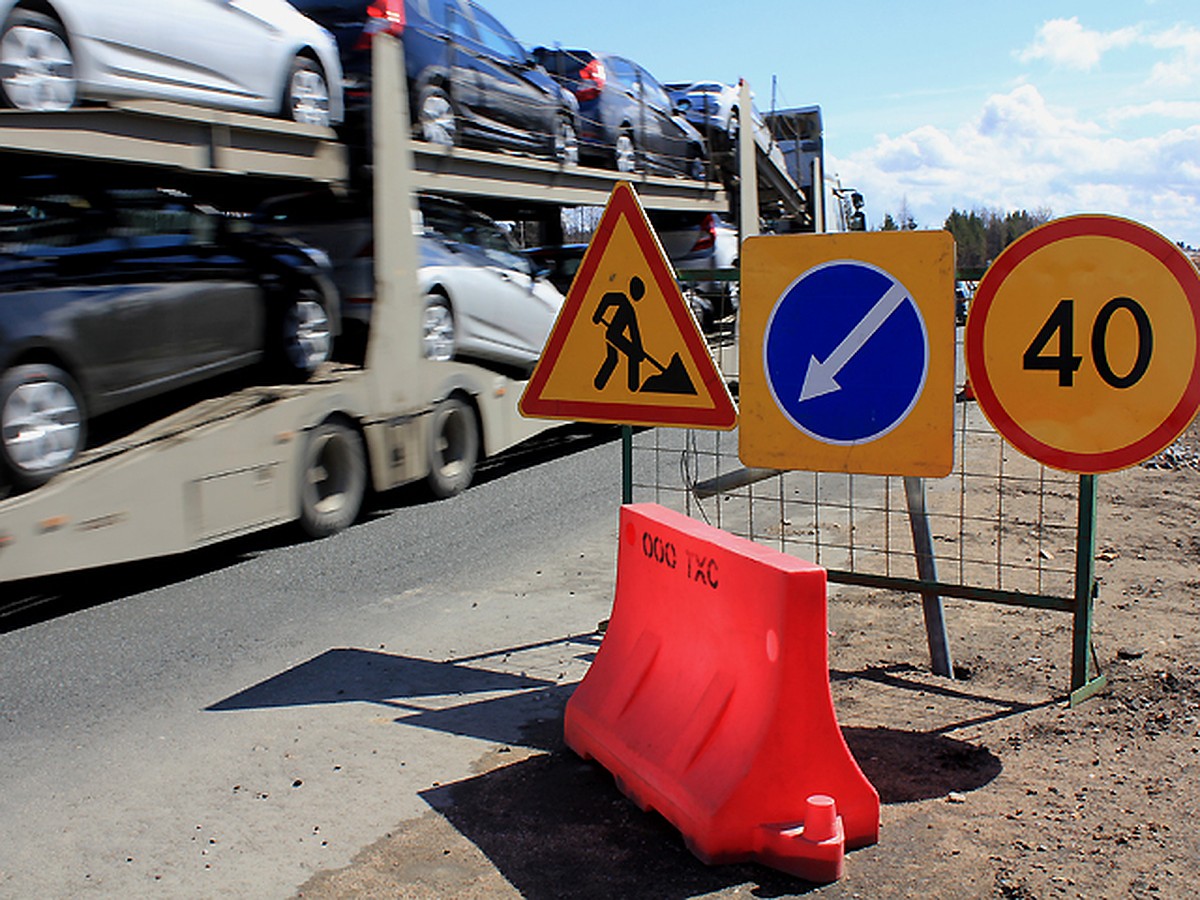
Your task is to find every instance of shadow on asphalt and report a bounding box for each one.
[206,641,1007,898]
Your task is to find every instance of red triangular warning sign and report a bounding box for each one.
[520,182,737,429]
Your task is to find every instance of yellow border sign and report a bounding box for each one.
[740,231,956,476]
[965,215,1200,474]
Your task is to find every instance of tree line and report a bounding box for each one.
[876,205,1054,274]
[942,207,1054,273]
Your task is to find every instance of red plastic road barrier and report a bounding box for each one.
[566,503,879,882]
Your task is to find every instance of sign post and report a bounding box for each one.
[966,214,1200,702]
[520,183,737,502]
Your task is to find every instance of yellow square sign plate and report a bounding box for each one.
[739,231,956,476]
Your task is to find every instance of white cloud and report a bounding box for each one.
[1110,99,1200,123]
[1018,17,1139,70]
[1144,24,1200,86]
[832,84,1200,247]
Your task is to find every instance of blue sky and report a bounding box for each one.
[494,1,1200,246]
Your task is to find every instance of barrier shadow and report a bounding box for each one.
[420,719,811,900]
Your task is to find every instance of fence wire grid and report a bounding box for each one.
[629,336,1082,605]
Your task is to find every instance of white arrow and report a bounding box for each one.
[799,282,912,402]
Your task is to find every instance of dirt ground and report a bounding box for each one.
[295,419,1200,900]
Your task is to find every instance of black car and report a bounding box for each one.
[524,242,587,295]
[0,186,338,491]
[292,0,580,164]
[533,48,707,179]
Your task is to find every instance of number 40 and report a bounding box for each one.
[1023,297,1153,389]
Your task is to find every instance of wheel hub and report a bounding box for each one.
[2,379,82,473]
[1,24,75,110]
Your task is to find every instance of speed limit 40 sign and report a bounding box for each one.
[965,215,1200,473]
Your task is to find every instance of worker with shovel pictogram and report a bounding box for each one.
[592,276,697,395]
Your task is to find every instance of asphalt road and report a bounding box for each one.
[0,425,625,897]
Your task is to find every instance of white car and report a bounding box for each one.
[255,191,564,374]
[0,0,343,126]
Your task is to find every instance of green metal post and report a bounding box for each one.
[1070,473,1106,705]
[622,425,633,504]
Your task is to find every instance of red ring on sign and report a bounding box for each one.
[965,215,1200,473]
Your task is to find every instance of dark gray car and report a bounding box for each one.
[0,186,337,492]
[533,47,707,179]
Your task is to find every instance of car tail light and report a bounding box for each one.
[356,0,406,49]
[576,58,606,102]
[691,214,716,253]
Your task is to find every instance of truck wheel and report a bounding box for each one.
[0,363,86,490]
[426,395,478,499]
[282,54,331,127]
[0,10,76,111]
[276,287,333,380]
[299,419,366,538]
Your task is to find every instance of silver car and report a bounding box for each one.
[0,0,344,126]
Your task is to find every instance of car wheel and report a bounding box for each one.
[417,84,456,146]
[0,9,76,111]
[0,363,86,490]
[276,287,333,379]
[554,115,579,166]
[423,293,455,362]
[684,289,713,333]
[688,149,707,181]
[426,394,479,499]
[283,55,332,127]
[298,418,367,538]
[614,130,638,173]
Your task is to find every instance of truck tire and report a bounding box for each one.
[0,363,85,490]
[425,395,478,499]
[0,9,76,111]
[298,419,367,538]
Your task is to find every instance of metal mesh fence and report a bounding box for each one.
[630,333,1082,606]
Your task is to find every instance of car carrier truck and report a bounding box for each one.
[0,36,752,584]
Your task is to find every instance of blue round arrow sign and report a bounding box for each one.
[764,260,929,445]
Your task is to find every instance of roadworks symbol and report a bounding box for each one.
[592,275,697,396]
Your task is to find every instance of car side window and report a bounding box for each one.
[466,3,524,62]
[0,195,122,253]
[643,77,671,113]
[448,2,478,43]
[465,214,527,273]
[609,58,636,95]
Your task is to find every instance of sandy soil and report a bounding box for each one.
[295,420,1200,900]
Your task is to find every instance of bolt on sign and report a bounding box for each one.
[965,215,1200,474]
[519,182,736,430]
